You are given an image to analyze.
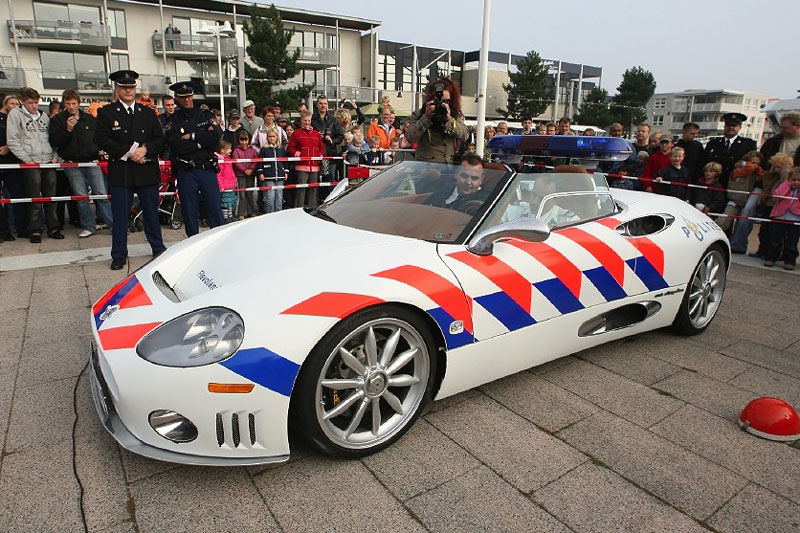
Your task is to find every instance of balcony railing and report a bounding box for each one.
[41,70,110,92]
[139,74,170,95]
[292,46,337,67]
[152,34,235,58]
[7,20,108,50]
[0,56,25,89]
[203,79,237,97]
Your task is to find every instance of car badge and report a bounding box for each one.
[100,304,120,321]
[449,320,464,334]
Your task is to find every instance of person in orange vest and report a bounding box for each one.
[367,106,400,150]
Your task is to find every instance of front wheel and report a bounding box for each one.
[672,244,727,335]
[291,306,437,458]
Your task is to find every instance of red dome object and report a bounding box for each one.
[738,397,800,441]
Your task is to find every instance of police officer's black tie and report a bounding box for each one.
[128,107,133,116]
[724,139,731,150]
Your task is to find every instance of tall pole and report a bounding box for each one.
[158,0,167,77]
[475,0,491,156]
[552,60,562,121]
[7,0,19,68]
[233,4,245,109]
[215,30,224,120]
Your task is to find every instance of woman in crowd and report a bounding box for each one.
[0,94,22,241]
[287,110,325,209]
[257,129,287,214]
[252,106,286,149]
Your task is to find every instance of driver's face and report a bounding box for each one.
[456,163,484,197]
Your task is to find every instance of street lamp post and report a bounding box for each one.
[197,21,234,120]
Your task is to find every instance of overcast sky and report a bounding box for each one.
[272,0,798,100]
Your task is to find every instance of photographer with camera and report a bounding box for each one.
[406,77,469,164]
[311,95,344,181]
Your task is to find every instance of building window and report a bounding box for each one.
[653,97,666,109]
[652,115,664,126]
[108,8,127,48]
[110,53,129,72]
[40,50,108,91]
[34,2,101,24]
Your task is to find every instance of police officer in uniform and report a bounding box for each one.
[163,81,223,237]
[95,70,165,270]
[702,112,758,187]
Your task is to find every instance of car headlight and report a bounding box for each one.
[137,307,244,367]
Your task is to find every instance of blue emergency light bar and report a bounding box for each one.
[486,135,634,161]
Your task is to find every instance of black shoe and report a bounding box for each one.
[30,234,41,243]
[0,233,13,242]
[69,219,82,228]
[152,249,165,259]
[17,231,30,239]
[47,230,65,240]
[110,258,126,270]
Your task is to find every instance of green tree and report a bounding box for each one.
[243,4,309,110]
[574,87,614,127]
[497,51,551,120]
[610,66,656,130]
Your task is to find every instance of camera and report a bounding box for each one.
[433,82,449,123]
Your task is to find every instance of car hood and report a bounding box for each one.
[152,209,414,300]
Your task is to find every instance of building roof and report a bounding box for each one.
[462,50,602,78]
[133,0,381,31]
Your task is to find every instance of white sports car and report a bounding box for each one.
[89,136,729,465]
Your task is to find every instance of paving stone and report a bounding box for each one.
[425,394,586,493]
[24,308,90,339]
[16,332,91,387]
[32,264,86,293]
[677,319,745,352]
[728,366,800,408]
[74,431,132,532]
[651,404,800,505]
[528,354,578,375]
[700,316,798,351]
[130,466,279,532]
[577,342,681,385]
[653,370,758,421]
[119,449,178,485]
[644,338,752,381]
[29,285,90,313]
[425,388,480,414]
[541,359,683,428]
[0,439,84,532]
[0,308,27,340]
[708,483,800,533]
[721,339,800,380]
[252,455,423,532]
[94,522,138,533]
[406,465,569,533]
[534,463,706,533]
[0,269,33,310]
[362,419,480,501]
[558,410,747,519]
[5,376,78,451]
[480,371,599,432]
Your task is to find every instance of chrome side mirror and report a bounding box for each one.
[466,218,550,256]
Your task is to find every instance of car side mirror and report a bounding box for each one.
[466,218,550,256]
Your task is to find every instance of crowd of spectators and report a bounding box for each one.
[1,80,800,270]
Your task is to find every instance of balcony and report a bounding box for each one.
[152,34,235,59]
[292,46,337,68]
[42,70,110,92]
[201,79,237,98]
[7,20,108,51]
[139,74,170,95]
[0,56,24,89]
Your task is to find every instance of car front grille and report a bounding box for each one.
[215,411,258,448]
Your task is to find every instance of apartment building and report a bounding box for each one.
[1,0,379,107]
[645,89,773,142]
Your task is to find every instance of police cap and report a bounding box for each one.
[721,112,747,126]
[169,81,194,97]
[109,70,139,87]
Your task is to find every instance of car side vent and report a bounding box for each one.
[215,411,258,448]
[615,214,674,237]
[152,271,180,303]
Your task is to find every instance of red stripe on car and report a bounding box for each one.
[117,281,153,310]
[281,292,385,318]
[98,322,162,351]
[627,236,665,276]
[447,250,532,313]
[508,240,583,299]
[559,227,625,286]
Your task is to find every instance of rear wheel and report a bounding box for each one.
[291,306,437,458]
[672,244,727,335]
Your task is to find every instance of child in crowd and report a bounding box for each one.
[369,134,388,165]
[386,137,401,164]
[643,136,673,192]
[216,140,237,223]
[718,151,764,233]
[346,133,371,165]
[232,130,260,219]
[752,153,795,259]
[692,162,726,215]
[608,165,635,190]
[765,167,800,270]
[655,146,689,200]
[257,129,288,214]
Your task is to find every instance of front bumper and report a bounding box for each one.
[88,343,289,467]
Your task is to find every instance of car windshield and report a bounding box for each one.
[320,161,513,244]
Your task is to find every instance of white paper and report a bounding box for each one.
[121,142,139,161]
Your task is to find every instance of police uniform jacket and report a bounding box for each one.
[164,106,222,163]
[95,101,164,187]
[702,135,757,186]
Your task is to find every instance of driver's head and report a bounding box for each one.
[456,155,484,197]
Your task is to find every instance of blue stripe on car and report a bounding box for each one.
[533,278,585,314]
[426,307,474,349]
[474,292,536,331]
[626,258,669,291]
[94,275,140,330]
[221,347,301,397]
[583,267,627,302]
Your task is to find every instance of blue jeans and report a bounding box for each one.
[263,178,284,213]
[730,187,762,252]
[64,166,113,231]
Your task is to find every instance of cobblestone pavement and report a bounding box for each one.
[1,227,799,532]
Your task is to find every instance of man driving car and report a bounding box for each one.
[425,155,489,212]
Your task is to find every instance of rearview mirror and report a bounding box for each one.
[466,218,550,256]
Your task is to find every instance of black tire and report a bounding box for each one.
[672,243,727,335]
[290,305,438,458]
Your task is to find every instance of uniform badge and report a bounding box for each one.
[211,120,217,126]
[113,120,119,127]
[180,127,184,134]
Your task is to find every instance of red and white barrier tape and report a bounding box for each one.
[0,155,342,170]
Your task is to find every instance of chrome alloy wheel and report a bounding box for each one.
[687,249,725,329]
[314,318,430,450]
